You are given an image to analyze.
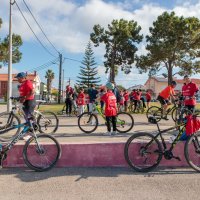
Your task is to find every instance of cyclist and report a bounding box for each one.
[65,85,73,117]
[157,81,177,120]
[101,82,117,136]
[182,75,199,112]
[15,72,36,140]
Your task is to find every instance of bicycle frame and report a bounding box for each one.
[147,118,186,153]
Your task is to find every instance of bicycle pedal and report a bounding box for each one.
[173,156,181,161]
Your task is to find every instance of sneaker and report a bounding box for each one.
[104,131,112,136]
[111,131,117,135]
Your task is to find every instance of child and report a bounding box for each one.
[123,89,129,112]
[101,82,117,136]
[145,90,152,109]
[77,88,85,116]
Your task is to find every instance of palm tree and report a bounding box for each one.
[45,69,55,101]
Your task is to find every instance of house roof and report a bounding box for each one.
[0,73,37,82]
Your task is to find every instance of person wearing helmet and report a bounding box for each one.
[101,82,117,136]
[15,72,36,140]
[157,81,177,120]
[182,75,199,112]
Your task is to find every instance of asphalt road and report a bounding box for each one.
[0,167,199,200]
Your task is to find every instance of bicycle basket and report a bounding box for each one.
[148,116,157,124]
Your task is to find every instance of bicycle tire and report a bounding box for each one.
[171,107,193,122]
[124,132,163,172]
[78,112,98,133]
[184,132,200,172]
[37,111,59,134]
[23,134,61,172]
[0,112,21,142]
[146,106,162,122]
[116,112,134,133]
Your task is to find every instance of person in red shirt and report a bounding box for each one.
[145,90,152,109]
[157,81,177,120]
[101,82,117,136]
[123,89,129,112]
[133,89,142,113]
[15,72,36,121]
[77,88,85,116]
[182,75,199,112]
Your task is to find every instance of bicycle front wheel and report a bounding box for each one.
[146,106,162,122]
[184,132,200,172]
[0,112,21,142]
[37,111,59,134]
[116,112,134,133]
[124,132,163,172]
[78,112,98,133]
[23,134,61,172]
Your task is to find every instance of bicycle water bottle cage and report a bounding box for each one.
[148,116,157,124]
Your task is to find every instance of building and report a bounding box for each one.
[144,76,200,99]
[0,71,41,101]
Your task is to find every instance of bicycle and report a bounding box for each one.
[0,97,59,141]
[146,97,192,122]
[0,117,61,172]
[124,114,200,172]
[78,102,134,134]
[57,103,78,116]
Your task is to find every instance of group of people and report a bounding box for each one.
[14,71,199,137]
[157,75,199,120]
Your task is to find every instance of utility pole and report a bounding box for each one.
[7,0,14,111]
[58,53,62,104]
[62,69,64,102]
[68,78,71,86]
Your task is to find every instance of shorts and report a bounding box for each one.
[157,95,168,105]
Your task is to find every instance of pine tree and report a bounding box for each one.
[76,41,101,88]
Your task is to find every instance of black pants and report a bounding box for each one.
[23,99,36,121]
[65,98,72,114]
[106,116,117,132]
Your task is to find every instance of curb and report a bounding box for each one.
[3,142,189,168]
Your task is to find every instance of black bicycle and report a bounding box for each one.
[146,97,192,122]
[0,117,61,172]
[124,114,200,172]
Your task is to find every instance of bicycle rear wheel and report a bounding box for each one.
[37,111,59,134]
[116,112,134,133]
[23,134,61,172]
[0,112,21,142]
[146,106,162,122]
[124,132,163,172]
[78,112,98,133]
[184,132,200,172]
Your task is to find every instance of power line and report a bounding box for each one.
[14,1,57,58]
[26,58,59,72]
[22,0,60,54]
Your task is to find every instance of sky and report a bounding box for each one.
[0,0,200,89]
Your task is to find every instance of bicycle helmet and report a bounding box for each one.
[171,81,177,86]
[105,82,114,90]
[14,72,27,79]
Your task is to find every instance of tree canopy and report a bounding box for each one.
[136,11,200,84]
[76,41,101,88]
[0,18,23,65]
[90,19,143,82]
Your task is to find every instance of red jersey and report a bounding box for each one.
[101,91,117,116]
[159,86,175,100]
[77,93,85,105]
[19,80,34,100]
[123,92,129,101]
[146,92,151,101]
[135,91,142,101]
[182,82,199,106]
